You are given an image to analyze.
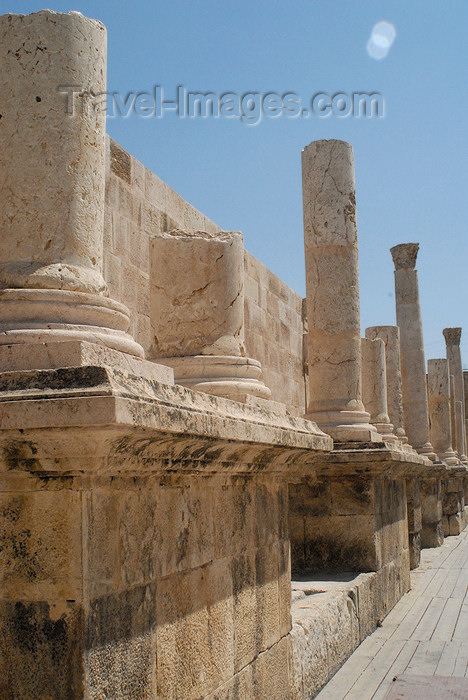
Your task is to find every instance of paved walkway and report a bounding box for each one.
[315,530,468,699]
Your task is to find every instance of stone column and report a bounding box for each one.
[455,401,466,465]
[390,243,436,460]
[0,10,142,357]
[427,359,458,464]
[443,328,467,462]
[361,337,398,443]
[464,371,468,421]
[365,326,420,566]
[365,326,408,445]
[149,229,271,402]
[450,375,458,454]
[302,139,378,441]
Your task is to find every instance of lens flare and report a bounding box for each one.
[367,21,397,60]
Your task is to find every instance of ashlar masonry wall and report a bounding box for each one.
[103,138,306,414]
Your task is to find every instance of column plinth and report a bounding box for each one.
[302,139,379,442]
[0,10,143,358]
[390,243,436,460]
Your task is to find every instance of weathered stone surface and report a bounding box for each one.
[420,479,444,547]
[444,328,467,461]
[0,12,144,357]
[0,11,107,294]
[361,336,398,443]
[0,340,173,382]
[290,562,409,699]
[148,229,271,401]
[302,140,378,442]
[290,457,413,577]
[0,311,334,699]
[0,600,84,699]
[149,229,245,358]
[366,326,408,444]
[427,358,458,464]
[391,243,436,460]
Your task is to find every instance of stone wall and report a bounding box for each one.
[103,138,306,413]
[0,357,331,698]
[244,253,305,414]
[84,472,291,698]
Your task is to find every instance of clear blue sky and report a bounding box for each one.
[6,0,468,365]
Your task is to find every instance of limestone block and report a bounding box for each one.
[204,663,254,699]
[0,340,173,382]
[149,229,245,358]
[325,590,360,673]
[255,543,281,651]
[0,600,83,699]
[255,482,283,546]
[119,479,215,580]
[290,607,328,698]
[0,490,82,601]
[442,515,450,537]
[155,560,234,699]
[330,478,374,515]
[251,636,291,700]
[278,539,292,637]
[83,490,121,600]
[84,583,157,697]
[211,479,255,559]
[406,478,422,534]
[230,551,258,671]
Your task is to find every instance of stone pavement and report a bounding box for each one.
[315,530,468,699]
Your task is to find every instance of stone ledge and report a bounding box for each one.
[0,363,332,476]
[308,443,435,479]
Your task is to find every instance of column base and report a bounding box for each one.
[155,355,272,402]
[415,442,438,462]
[0,288,144,358]
[305,409,381,442]
[373,423,400,445]
[439,450,460,466]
